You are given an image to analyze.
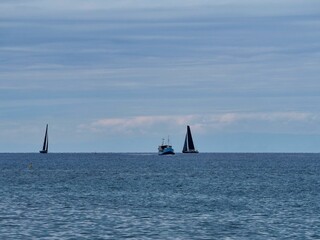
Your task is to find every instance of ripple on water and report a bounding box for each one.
[0,153,320,239]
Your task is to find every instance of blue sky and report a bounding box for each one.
[1,0,320,152]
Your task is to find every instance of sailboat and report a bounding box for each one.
[182,125,199,153]
[39,124,48,154]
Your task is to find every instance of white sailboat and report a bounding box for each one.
[39,124,48,154]
[182,125,198,153]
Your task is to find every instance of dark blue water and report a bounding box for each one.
[1,153,320,239]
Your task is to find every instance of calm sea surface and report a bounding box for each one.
[0,153,320,239]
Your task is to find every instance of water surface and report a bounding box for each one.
[0,153,319,239]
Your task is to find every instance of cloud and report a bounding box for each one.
[79,111,319,136]
[1,0,320,20]
[81,115,197,135]
[213,112,311,124]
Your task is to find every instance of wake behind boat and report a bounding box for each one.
[182,125,198,153]
[39,124,48,154]
[158,137,175,155]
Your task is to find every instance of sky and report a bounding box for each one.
[1,0,320,152]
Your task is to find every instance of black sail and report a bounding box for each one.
[42,124,48,151]
[183,125,198,153]
[40,124,48,153]
[186,125,195,150]
[45,126,48,152]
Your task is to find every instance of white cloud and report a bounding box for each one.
[81,115,197,135]
[79,111,319,136]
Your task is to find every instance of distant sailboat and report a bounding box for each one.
[39,124,48,154]
[182,125,198,153]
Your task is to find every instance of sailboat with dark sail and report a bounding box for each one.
[39,124,48,154]
[182,125,198,153]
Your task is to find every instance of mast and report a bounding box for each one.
[45,125,48,152]
[183,130,188,152]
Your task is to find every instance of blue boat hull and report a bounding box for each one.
[159,146,175,155]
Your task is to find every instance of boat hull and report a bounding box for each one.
[182,150,199,153]
[39,150,48,154]
[159,150,175,155]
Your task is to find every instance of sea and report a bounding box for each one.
[0,153,320,239]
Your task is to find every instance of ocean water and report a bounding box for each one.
[0,153,320,239]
